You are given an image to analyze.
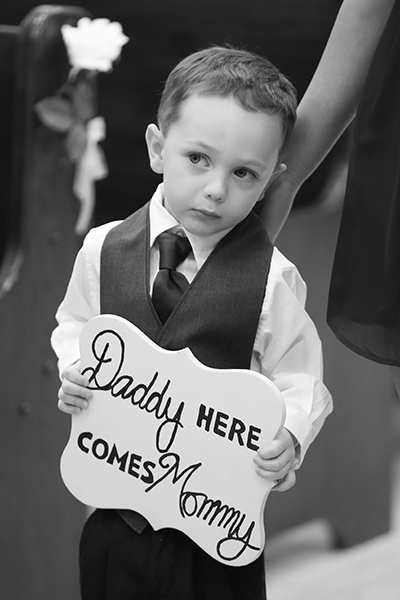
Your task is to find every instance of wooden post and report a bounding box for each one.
[0,7,93,599]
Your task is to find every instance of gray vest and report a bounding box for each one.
[100,202,273,531]
[101,203,273,369]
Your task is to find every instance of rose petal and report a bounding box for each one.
[61,18,129,72]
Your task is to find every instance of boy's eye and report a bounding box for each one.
[234,168,256,180]
[188,153,207,166]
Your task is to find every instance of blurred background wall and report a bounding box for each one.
[2,0,343,223]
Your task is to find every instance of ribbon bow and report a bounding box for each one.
[74,116,108,235]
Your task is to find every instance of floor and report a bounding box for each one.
[264,454,400,600]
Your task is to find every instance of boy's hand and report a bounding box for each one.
[253,428,297,492]
[57,361,93,415]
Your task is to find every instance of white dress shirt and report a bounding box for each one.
[51,184,332,465]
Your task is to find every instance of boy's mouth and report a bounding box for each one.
[193,208,220,219]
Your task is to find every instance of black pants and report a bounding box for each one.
[79,509,267,600]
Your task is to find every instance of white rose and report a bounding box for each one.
[61,17,129,72]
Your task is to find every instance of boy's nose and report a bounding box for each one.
[204,174,228,203]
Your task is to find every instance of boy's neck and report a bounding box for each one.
[158,189,232,267]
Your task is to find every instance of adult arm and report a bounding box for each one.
[262,0,395,241]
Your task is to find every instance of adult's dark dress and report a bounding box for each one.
[327,0,400,366]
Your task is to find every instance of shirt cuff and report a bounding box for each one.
[283,406,313,467]
[57,347,81,380]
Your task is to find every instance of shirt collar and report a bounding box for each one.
[149,184,180,246]
[149,184,231,269]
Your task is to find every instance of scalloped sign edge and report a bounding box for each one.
[60,314,286,566]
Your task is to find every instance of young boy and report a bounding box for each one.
[52,46,332,600]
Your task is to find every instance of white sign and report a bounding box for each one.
[60,314,285,566]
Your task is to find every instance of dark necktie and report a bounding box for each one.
[152,228,192,323]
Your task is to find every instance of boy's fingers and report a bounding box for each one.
[57,398,85,415]
[272,468,296,492]
[254,454,292,478]
[58,386,89,408]
[61,379,92,401]
[62,367,90,388]
[60,394,89,410]
[57,382,91,412]
[254,448,292,471]
[257,438,287,460]
[57,363,92,414]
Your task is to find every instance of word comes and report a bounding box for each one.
[78,431,156,484]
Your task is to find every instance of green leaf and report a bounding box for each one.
[65,122,88,162]
[34,96,73,132]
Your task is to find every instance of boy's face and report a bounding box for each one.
[146,94,285,238]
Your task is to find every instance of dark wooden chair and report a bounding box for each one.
[0,6,93,599]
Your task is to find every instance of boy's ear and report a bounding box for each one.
[257,163,287,202]
[270,162,287,183]
[145,124,165,174]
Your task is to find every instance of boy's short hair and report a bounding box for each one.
[157,45,297,153]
